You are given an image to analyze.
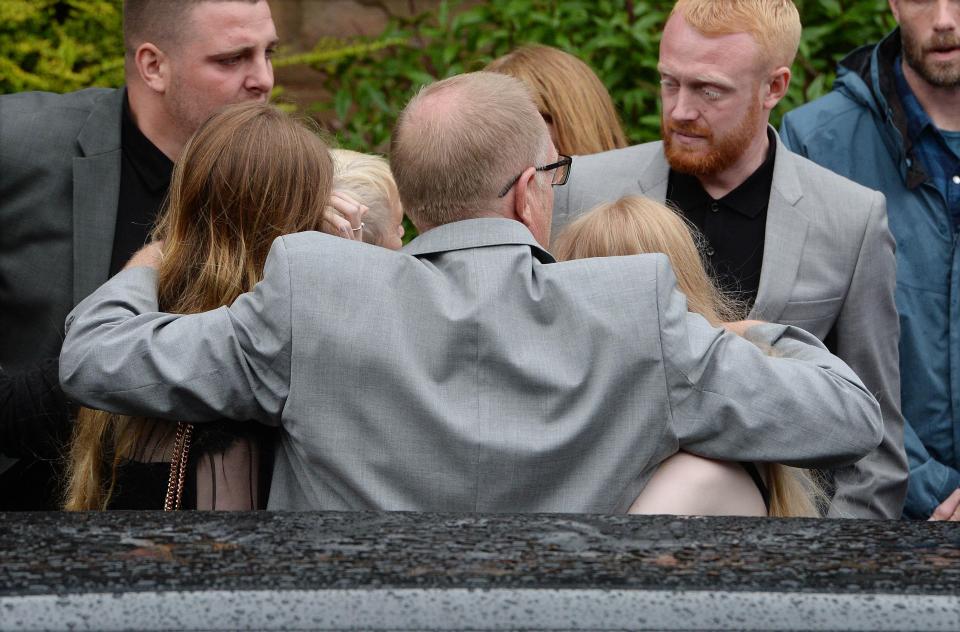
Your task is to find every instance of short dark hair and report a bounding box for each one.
[122,0,260,57]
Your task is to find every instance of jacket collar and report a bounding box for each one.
[637,141,670,199]
[76,87,125,157]
[634,129,807,322]
[750,130,809,322]
[837,29,927,189]
[402,217,556,264]
[643,127,801,207]
[73,88,125,304]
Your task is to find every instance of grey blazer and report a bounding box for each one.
[0,88,124,372]
[553,133,908,519]
[61,219,882,512]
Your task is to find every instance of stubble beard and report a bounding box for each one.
[902,28,960,88]
[166,81,213,151]
[166,80,269,152]
[662,98,763,178]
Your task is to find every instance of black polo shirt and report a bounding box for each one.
[109,95,174,276]
[666,129,776,309]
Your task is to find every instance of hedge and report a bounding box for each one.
[2,1,895,151]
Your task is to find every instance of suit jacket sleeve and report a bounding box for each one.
[60,238,294,425]
[826,191,908,519]
[653,256,883,467]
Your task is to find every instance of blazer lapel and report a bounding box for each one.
[638,141,670,202]
[750,133,809,322]
[73,89,124,304]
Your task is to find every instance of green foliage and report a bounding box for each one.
[307,0,896,152]
[0,0,898,144]
[0,0,898,244]
[0,0,124,93]
[787,0,895,117]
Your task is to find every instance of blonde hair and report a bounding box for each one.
[331,149,401,248]
[554,196,823,518]
[671,0,801,70]
[553,196,743,325]
[486,45,628,156]
[391,71,550,230]
[64,102,334,511]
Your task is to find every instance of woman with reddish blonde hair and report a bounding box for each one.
[486,45,628,156]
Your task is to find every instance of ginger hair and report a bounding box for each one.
[671,0,801,70]
[486,45,627,156]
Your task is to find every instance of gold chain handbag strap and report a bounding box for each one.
[164,421,194,511]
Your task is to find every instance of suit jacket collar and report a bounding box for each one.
[403,217,556,263]
[751,130,809,322]
[638,128,809,322]
[635,140,670,200]
[73,88,124,304]
[76,88,125,157]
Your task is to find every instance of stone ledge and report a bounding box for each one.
[1,511,958,630]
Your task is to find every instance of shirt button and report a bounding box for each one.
[705,246,716,256]
[953,175,960,185]
[711,202,720,213]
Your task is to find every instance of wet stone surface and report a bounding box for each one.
[1,512,957,596]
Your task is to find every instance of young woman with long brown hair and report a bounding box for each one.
[63,102,339,510]
[553,196,823,518]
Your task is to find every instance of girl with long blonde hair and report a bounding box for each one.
[331,149,405,251]
[64,102,336,511]
[553,196,823,518]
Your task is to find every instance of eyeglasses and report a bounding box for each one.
[497,154,572,198]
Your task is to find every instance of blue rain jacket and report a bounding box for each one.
[781,30,960,518]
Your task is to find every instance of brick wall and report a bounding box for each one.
[271,0,444,110]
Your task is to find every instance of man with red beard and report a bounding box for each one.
[553,0,908,519]
[782,0,960,521]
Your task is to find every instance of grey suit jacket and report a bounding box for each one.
[0,88,123,372]
[61,218,882,512]
[553,133,908,519]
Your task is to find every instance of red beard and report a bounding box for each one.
[662,98,762,177]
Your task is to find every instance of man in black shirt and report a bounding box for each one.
[553,0,907,519]
[0,0,282,509]
[666,128,774,307]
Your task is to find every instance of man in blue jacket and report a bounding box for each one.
[781,0,960,520]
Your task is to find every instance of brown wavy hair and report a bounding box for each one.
[553,196,824,518]
[64,102,334,510]
[486,45,627,156]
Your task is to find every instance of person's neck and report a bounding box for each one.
[902,59,960,132]
[126,85,188,161]
[696,128,770,200]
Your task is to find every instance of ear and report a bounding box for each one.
[512,166,539,230]
[889,0,901,24]
[762,66,791,110]
[134,43,169,94]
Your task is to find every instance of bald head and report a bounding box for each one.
[390,72,550,230]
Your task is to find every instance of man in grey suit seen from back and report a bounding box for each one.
[61,71,883,513]
[553,0,908,519]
